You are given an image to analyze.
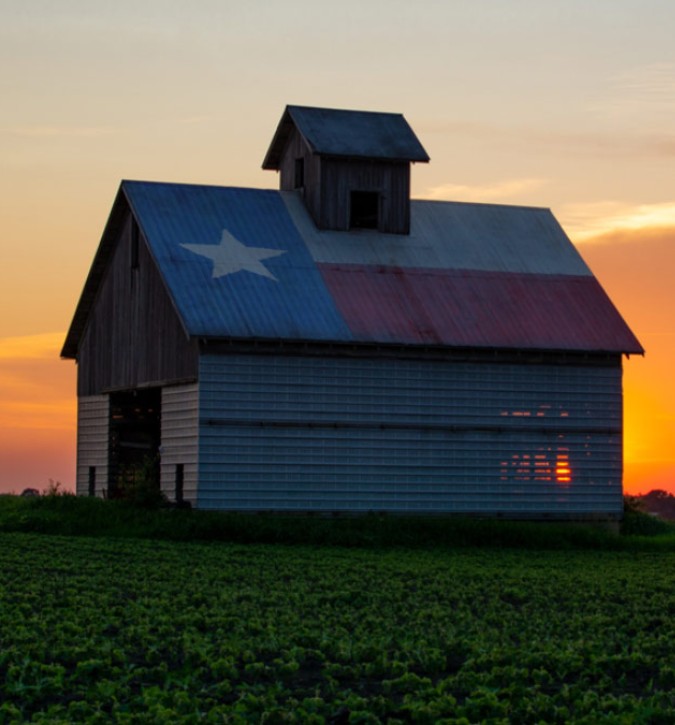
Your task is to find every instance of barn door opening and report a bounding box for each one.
[108,388,161,499]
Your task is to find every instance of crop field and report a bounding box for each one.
[1,531,674,723]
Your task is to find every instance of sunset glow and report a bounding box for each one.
[0,333,76,491]
[1,1,673,497]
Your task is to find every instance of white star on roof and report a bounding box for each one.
[181,229,286,281]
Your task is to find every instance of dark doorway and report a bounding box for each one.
[108,388,161,499]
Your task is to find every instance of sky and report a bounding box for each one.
[1,0,674,496]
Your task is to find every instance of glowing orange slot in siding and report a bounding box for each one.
[555,453,572,485]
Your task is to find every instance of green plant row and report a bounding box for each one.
[1,532,674,723]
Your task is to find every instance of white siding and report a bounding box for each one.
[161,383,199,504]
[197,354,624,517]
[76,395,109,497]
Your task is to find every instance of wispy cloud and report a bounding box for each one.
[5,116,217,139]
[424,177,547,203]
[5,125,120,138]
[0,400,74,430]
[0,332,66,360]
[560,201,675,242]
[592,62,675,129]
[0,333,74,433]
[537,129,675,159]
[418,118,675,159]
[174,115,217,126]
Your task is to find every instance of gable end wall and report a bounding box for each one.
[76,208,199,396]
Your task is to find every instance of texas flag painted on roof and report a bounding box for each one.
[122,180,643,355]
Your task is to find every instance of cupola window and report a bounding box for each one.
[350,191,379,230]
[294,158,304,189]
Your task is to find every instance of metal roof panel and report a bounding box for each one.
[283,193,591,276]
[123,181,352,342]
[317,265,644,353]
[64,181,643,357]
[263,105,430,168]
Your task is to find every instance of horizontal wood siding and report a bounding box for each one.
[196,354,624,516]
[320,158,410,233]
[76,395,109,496]
[76,204,198,396]
[161,384,199,505]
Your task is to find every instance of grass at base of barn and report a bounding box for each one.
[1,493,674,550]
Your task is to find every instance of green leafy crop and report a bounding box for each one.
[0,533,673,722]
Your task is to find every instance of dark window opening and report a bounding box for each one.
[130,220,140,270]
[350,191,379,230]
[88,466,96,497]
[175,464,184,503]
[294,158,305,189]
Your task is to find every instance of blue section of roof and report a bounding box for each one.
[123,181,352,341]
[263,105,430,168]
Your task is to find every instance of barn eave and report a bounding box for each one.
[196,335,635,364]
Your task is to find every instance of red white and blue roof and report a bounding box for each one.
[63,179,643,356]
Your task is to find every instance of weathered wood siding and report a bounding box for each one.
[278,126,322,225]
[76,206,199,396]
[160,383,199,505]
[320,158,411,233]
[196,353,624,517]
[276,127,411,233]
[76,395,109,496]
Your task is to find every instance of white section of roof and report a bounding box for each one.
[281,192,592,276]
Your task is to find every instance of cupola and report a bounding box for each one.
[262,105,429,235]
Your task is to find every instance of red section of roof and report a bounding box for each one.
[318,264,644,354]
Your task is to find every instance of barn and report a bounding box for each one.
[61,105,643,518]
